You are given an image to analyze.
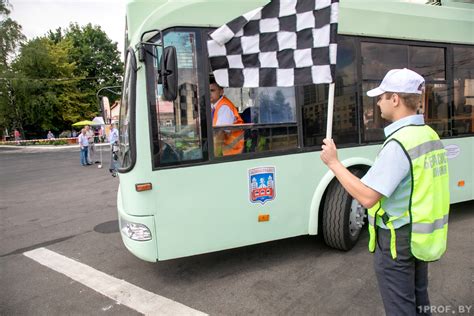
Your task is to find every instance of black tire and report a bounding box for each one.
[322,168,366,251]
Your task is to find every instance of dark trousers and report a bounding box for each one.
[109,145,119,171]
[374,225,431,316]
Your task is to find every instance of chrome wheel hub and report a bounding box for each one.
[349,199,367,237]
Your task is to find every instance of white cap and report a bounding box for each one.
[367,68,425,97]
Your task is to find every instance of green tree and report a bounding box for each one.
[11,37,88,135]
[47,27,63,44]
[0,0,25,137]
[1,19,123,138]
[65,23,123,112]
[0,0,24,67]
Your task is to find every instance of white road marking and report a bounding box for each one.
[24,248,207,316]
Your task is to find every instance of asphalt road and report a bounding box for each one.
[0,146,473,315]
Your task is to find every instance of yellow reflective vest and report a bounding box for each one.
[368,125,450,262]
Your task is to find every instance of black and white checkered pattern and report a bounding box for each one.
[207,0,339,88]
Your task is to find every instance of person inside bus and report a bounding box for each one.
[320,68,449,316]
[209,77,244,156]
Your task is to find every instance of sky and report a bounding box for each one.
[9,0,126,57]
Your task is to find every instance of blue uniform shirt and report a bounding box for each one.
[109,128,119,144]
[361,114,425,229]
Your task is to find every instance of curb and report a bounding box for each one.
[0,143,111,152]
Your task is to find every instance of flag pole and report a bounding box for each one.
[325,82,335,140]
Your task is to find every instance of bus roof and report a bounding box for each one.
[339,0,473,44]
[126,0,474,47]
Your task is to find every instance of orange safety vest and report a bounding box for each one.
[212,96,244,156]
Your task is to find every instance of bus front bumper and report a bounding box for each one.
[118,208,158,262]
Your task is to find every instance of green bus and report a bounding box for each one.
[117,0,474,261]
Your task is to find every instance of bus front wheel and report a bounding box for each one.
[322,169,367,251]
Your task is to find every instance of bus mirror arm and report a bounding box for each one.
[161,46,178,101]
[157,69,173,82]
[138,29,162,62]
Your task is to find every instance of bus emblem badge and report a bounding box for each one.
[249,167,276,204]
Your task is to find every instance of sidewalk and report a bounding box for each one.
[0,143,110,153]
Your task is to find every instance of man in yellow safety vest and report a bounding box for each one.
[320,68,449,315]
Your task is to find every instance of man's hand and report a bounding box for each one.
[320,138,340,169]
[320,138,382,208]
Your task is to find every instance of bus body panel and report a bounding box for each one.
[340,1,474,45]
[118,68,157,216]
[117,186,158,262]
[127,146,381,261]
[127,0,474,47]
[126,0,270,47]
[443,137,474,203]
[118,136,472,261]
[152,152,323,260]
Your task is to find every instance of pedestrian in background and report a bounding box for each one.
[47,130,55,139]
[109,122,119,175]
[14,129,21,145]
[85,125,94,164]
[99,126,105,143]
[78,128,91,166]
[320,68,449,315]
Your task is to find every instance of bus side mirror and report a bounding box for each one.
[161,46,178,101]
[100,96,110,124]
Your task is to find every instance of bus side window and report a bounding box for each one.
[361,41,448,139]
[411,46,448,137]
[361,42,407,142]
[213,87,298,156]
[452,46,474,135]
[302,35,358,147]
[152,31,205,167]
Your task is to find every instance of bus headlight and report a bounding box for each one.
[120,219,152,241]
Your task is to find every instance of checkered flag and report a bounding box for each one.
[207,0,339,88]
